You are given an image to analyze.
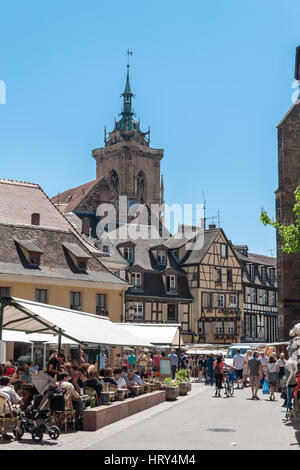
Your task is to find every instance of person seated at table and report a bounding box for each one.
[0,376,23,417]
[56,372,84,428]
[113,368,127,389]
[70,361,85,393]
[102,368,118,387]
[28,362,39,374]
[11,365,31,392]
[85,366,103,402]
[3,361,16,377]
[125,369,144,385]
[143,366,153,380]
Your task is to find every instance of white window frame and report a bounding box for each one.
[225,322,235,335]
[166,275,176,293]
[132,303,143,321]
[249,265,255,280]
[215,322,223,335]
[221,244,227,259]
[131,273,142,290]
[217,294,225,308]
[124,247,134,261]
[102,244,110,254]
[229,294,238,308]
[157,250,167,264]
[198,321,204,335]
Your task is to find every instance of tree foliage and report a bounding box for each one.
[260,186,300,254]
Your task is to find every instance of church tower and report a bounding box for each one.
[92,55,164,208]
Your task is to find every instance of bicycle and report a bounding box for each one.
[223,370,235,397]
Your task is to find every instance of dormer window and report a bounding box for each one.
[102,245,110,254]
[269,268,275,283]
[124,247,134,261]
[261,267,267,282]
[157,250,167,265]
[166,275,176,293]
[14,238,44,267]
[62,242,90,271]
[131,272,142,291]
[249,265,255,280]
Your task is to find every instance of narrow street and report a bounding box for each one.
[3,384,300,451]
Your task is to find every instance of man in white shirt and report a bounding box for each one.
[113,369,127,388]
[259,351,268,384]
[0,376,23,415]
[233,349,245,389]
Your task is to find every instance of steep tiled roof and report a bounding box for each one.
[0,179,129,287]
[235,250,277,268]
[51,178,104,213]
[179,229,220,265]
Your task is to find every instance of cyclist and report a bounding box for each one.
[213,354,225,397]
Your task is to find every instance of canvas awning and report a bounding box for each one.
[2,329,77,345]
[116,323,183,347]
[0,297,153,348]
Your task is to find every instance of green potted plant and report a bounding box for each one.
[162,378,180,400]
[175,369,190,395]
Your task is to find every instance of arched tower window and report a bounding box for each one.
[137,171,146,203]
[110,170,119,193]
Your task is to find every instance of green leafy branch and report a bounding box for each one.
[260,186,300,254]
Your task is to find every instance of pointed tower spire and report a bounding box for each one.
[121,51,134,118]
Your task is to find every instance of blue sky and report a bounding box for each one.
[0,0,299,254]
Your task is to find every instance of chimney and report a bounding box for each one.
[209,224,216,230]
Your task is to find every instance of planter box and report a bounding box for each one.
[165,386,179,401]
[179,382,189,396]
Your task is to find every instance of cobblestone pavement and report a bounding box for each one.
[2,383,299,450]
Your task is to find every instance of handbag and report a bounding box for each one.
[262,380,270,395]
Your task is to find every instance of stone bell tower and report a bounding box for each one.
[92,55,164,210]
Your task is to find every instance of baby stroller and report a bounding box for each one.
[19,373,61,442]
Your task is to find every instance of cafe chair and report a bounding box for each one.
[0,396,21,442]
[84,387,99,408]
[51,394,76,433]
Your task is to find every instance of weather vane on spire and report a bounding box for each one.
[127,50,133,66]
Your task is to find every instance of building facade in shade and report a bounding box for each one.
[275,46,300,340]
[233,246,278,342]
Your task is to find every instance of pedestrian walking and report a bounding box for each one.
[233,349,245,389]
[266,355,279,401]
[206,354,215,386]
[213,354,225,397]
[247,351,263,400]
[242,350,252,388]
[168,349,178,379]
[277,353,286,391]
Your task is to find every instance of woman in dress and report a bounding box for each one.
[276,353,286,391]
[266,355,279,401]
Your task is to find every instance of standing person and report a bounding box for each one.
[242,350,252,388]
[168,349,178,379]
[114,354,123,369]
[127,351,136,369]
[213,354,225,397]
[206,354,215,386]
[198,355,204,382]
[247,351,263,400]
[137,350,147,378]
[277,353,286,391]
[153,350,163,374]
[180,352,188,370]
[285,356,298,419]
[266,355,279,401]
[96,350,107,370]
[259,351,268,386]
[233,349,245,389]
[46,353,65,379]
